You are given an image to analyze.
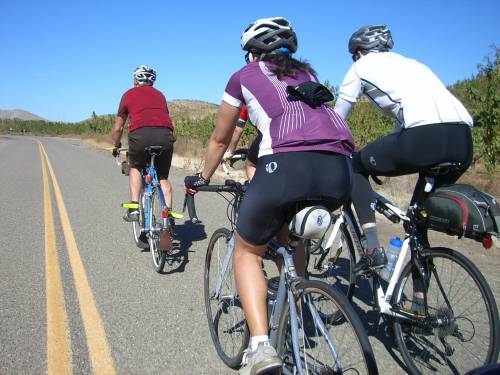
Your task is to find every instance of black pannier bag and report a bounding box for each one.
[422,184,500,242]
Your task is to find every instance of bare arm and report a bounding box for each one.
[201,101,240,180]
[226,125,245,155]
[111,115,126,147]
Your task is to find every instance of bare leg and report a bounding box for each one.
[159,178,173,209]
[129,167,142,202]
[246,160,257,181]
[276,225,306,276]
[233,233,268,336]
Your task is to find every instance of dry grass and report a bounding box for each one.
[458,161,499,196]
[174,137,205,158]
[78,133,499,200]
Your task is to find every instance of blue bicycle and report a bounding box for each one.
[117,146,181,273]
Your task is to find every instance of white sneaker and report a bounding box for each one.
[239,341,282,375]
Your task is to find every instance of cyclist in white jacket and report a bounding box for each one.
[334,24,473,273]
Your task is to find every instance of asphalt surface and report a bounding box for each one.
[1,135,499,374]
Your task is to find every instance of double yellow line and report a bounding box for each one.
[39,141,116,375]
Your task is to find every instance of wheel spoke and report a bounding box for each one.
[394,248,499,374]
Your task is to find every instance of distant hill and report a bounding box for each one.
[80,100,219,123]
[0,109,45,121]
[168,100,218,119]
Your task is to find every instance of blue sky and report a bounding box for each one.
[1,0,499,122]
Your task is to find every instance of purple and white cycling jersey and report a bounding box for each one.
[223,61,354,158]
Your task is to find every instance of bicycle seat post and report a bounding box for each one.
[424,176,435,193]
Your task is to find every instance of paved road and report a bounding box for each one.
[1,135,499,374]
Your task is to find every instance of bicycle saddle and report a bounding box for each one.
[144,146,164,155]
[423,161,463,176]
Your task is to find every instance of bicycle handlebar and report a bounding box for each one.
[183,180,247,223]
[114,148,129,167]
[183,194,200,223]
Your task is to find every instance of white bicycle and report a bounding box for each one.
[306,163,500,374]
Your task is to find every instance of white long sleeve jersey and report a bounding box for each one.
[336,52,473,131]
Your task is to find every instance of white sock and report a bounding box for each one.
[249,335,269,351]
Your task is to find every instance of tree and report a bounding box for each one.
[468,46,499,174]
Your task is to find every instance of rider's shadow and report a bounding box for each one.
[350,276,410,371]
[158,220,207,275]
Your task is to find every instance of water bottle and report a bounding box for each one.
[378,237,403,281]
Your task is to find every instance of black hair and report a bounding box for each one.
[260,52,316,80]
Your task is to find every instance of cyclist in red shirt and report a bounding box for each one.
[112,65,176,221]
[224,104,261,180]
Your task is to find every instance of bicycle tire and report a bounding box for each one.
[148,187,167,273]
[132,190,147,248]
[204,228,249,369]
[392,247,500,375]
[306,221,357,301]
[276,279,378,375]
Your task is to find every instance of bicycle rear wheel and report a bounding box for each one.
[392,247,500,374]
[148,187,167,273]
[132,190,147,248]
[204,228,249,368]
[276,280,378,375]
[306,220,356,301]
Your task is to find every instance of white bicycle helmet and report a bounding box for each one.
[240,17,297,53]
[348,24,394,54]
[133,65,156,85]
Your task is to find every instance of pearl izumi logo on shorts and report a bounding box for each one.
[265,161,278,173]
[369,156,377,166]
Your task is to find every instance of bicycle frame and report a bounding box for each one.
[212,231,342,375]
[141,153,168,235]
[324,198,422,320]
[267,239,342,375]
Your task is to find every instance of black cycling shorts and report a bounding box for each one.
[236,151,352,245]
[352,123,473,184]
[128,127,175,179]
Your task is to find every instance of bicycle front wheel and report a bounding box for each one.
[276,280,378,375]
[148,187,167,273]
[204,228,249,369]
[393,247,500,375]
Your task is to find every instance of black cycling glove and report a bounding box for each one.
[184,173,210,190]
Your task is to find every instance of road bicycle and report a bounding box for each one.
[116,147,181,273]
[184,180,379,374]
[305,162,500,374]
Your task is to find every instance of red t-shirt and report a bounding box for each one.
[117,86,173,132]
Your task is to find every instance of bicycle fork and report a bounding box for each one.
[273,244,341,375]
[213,233,235,299]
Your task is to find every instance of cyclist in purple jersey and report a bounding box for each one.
[186,17,354,374]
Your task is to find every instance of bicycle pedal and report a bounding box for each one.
[122,202,139,209]
[169,210,184,219]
